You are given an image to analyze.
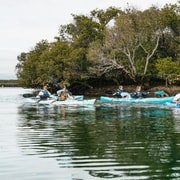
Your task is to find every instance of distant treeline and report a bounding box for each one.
[0,80,19,87]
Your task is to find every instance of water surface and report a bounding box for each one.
[0,88,180,179]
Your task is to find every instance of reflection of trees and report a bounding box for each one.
[17,105,96,155]
[17,105,180,179]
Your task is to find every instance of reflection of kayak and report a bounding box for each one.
[165,102,180,108]
[24,96,96,106]
[100,93,174,104]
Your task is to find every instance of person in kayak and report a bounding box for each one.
[132,86,149,98]
[173,93,180,104]
[113,85,124,98]
[38,85,51,100]
[57,85,74,100]
[57,85,69,96]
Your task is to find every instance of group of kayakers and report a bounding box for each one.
[113,85,180,104]
[37,84,73,101]
[37,84,180,105]
[113,85,149,99]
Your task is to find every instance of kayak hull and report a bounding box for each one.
[100,96,174,104]
[24,96,96,106]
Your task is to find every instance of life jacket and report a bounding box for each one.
[40,90,50,100]
[133,91,147,98]
[116,89,123,95]
[114,89,124,98]
[133,91,143,98]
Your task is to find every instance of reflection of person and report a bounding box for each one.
[38,85,51,100]
[132,86,148,98]
[173,93,180,104]
[113,85,124,98]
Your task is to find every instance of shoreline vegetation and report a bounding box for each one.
[0,80,19,87]
[15,3,180,92]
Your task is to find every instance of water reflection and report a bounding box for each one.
[17,104,180,179]
[172,108,180,135]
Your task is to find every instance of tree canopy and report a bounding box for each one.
[16,3,180,90]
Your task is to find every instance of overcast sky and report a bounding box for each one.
[0,0,178,79]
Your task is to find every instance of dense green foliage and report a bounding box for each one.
[15,3,180,89]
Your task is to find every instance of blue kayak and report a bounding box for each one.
[100,93,174,104]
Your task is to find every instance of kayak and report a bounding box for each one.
[23,96,96,106]
[72,95,84,101]
[100,93,174,104]
[23,96,57,105]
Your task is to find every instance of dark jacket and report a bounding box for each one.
[132,91,148,98]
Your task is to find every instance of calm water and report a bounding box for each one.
[0,87,180,180]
